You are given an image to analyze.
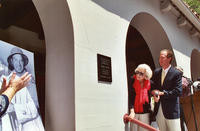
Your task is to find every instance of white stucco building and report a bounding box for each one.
[0,0,199,130]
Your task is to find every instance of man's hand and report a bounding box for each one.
[152,90,164,102]
[153,95,160,102]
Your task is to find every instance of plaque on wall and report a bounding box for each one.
[97,54,112,82]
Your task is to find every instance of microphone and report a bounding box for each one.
[193,81,200,89]
[190,77,200,94]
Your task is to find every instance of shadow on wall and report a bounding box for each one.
[91,0,193,59]
[91,0,157,21]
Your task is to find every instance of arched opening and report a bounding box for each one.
[0,0,45,124]
[126,12,175,114]
[191,49,200,81]
[0,0,75,130]
[32,0,75,130]
[126,25,155,113]
[129,12,176,67]
[126,25,155,78]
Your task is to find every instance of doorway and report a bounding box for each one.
[126,12,175,113]
[126,25,155,111]
[0,0,45,123]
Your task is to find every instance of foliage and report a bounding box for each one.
[183,0,200,14]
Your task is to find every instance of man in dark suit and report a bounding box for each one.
[151,49,182,131]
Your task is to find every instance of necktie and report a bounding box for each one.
[161,69,166,85]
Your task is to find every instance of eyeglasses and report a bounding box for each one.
[135,71,145,76]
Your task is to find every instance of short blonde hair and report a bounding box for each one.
[135,64,152,80]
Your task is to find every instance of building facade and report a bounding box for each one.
[0,0,200,130]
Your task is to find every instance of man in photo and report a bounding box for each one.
[1,47,44,131]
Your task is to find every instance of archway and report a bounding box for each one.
[126,25,155,113]
[0,0,75,130]
[126,12,175,112]
[129,12,176,68]
[32,0,75,130]
[0,0,46,126]
[191,49,200,81]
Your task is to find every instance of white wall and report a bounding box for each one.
[33,0,75,131]
[67,1,129,131]
[67,0,200,131]
[157,10,200,78]
[8,0,198,130]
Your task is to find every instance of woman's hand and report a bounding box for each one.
[129,108,135,119]
[8,72,31,92]
[2,72,31,102]
[0,76,8,94]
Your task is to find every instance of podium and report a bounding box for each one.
[180,91,200,131]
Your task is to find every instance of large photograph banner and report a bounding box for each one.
[0,40,44,131]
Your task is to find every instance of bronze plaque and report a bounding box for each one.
[97,54,112,82]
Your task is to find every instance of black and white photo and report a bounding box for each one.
[0,40,44,131]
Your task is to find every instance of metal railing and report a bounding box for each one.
[123,114,159,131]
